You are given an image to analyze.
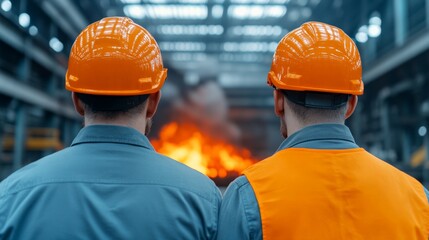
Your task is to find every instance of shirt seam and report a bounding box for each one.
[235,180,256,239]
[71,140,153,150]
[211,188,221,240]
[0,180,215,203]
[71,125,155,150]
[278,147,365,153]
[277,124,356,150]
[287,138,358,149]
[0,194,5,229]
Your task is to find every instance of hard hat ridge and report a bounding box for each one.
[268,21,363,96]
[65,17,167,96]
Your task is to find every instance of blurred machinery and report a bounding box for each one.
[1,0,429,186]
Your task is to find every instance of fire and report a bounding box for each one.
[152,122,256,178]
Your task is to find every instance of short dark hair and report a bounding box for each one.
[282,91,348,124]
[76,93,148,119]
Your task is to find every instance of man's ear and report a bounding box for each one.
[345,95,358,119]
[273,89,285,117]
[146,91,161,119]
[72,92,85,116]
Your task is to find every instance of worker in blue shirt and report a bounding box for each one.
[217,22,429,240]
[0,17,221,239]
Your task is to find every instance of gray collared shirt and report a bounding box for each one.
[0,125,221,239]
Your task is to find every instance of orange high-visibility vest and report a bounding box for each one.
[244,148,429,240]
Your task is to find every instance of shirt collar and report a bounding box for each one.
[71,125,155,151]
[277,123,358,151]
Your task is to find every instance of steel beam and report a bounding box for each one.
[13,103,27,170]
[49,0,88,30]
[0,19,66,76]
[427,0,429,28]
[0,70,79,120]
[363,30,429,84]
[393,0,407,46]
[41,0,79,38]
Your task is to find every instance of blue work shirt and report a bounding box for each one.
[0,125,221,239]
[217,123,429,240]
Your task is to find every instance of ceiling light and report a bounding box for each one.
[49,37,64,52]
[170,53,208,61]
[228,5,286,19]
[212,5,223,18]
[178,0,207,3]
[223,42,278,52]
[120,0,140,3]
[355,32,368,43]
[18,13,30,28]
[287,9,300,21]
[29,26,38,36]
[267,6,287,17]
[124,5,208,19]
[269,42,278,52]
[231,0,269,3]
[419,126,427,137]
[369,16,382,26]
[301,7,312,18]
[219,53,266,62]
[230,0,289,3]
[230,25,283,36]
[146,0,167,3]
[123,5,145,19]
[1,0,11,12]
[297,0,308,6]
[158,25,223,35]
[368,24,381,38]
[355,25,368,43]
[368,13,382,38]
[171,53,193,61]
[159,42,206,52]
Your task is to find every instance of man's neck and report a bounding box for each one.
[286,119,345,137]
[84,117,147,135]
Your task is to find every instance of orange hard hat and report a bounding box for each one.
[65,17,167,96]
[267,21,363,95]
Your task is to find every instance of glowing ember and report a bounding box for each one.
[152,122,256,178]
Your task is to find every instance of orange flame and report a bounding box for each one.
[152,122,256,178]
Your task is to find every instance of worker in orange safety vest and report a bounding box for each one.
[217,21,429,240]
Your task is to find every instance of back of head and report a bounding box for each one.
[268,21,364,123]
[65,17,167,117]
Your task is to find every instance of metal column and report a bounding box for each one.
[423,121,429,187]
[12,34,31,171]
[393,0,408,46]
[421,101,429,187]
[13,103,27,170]
[381,103,392,155]
[426,0,429,28]
[401,130,411,164]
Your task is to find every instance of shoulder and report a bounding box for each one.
[0,149,71,198]
[242,151,285,180]
[227,175,253,190]
[360,150,428,199]
[220,175,262,239]
[363,150,420,179]
[223,175,257,205]
[1,148,220,203]
[157,153,221,199]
